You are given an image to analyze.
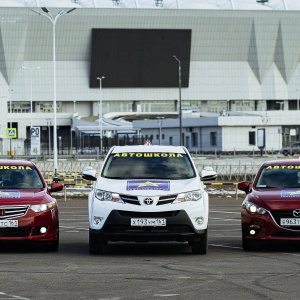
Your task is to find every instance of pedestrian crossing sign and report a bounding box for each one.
[6,128,17,138]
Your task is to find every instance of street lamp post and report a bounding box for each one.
[157,120,162,145]
[297,89,299,110]
[31,7,76,177]
[172,55,182,146]
[8,89,13,156]
[97,76,105,154]
[261,110,270,156]
[21,66,41,134]
[46,118,51,155]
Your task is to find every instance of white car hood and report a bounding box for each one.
[96,177,202,195]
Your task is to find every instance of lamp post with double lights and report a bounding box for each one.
[172,55,182,146]
[21,66,41,133]
[97,76,105,154]
[31,7,76,177]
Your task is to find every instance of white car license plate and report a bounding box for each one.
[280,218,300,226]
[0,220,18,228]
[131,218,166,227]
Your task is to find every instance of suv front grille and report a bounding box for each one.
[120,194,178,206]
[120,195,140,205]
[157,194,177,205]
[0,206,29,220]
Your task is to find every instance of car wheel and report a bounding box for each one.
[89,230,106,254]
[191,230,207,255]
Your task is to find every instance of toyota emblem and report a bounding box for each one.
[293,209,300,217]
[143,198,154,205]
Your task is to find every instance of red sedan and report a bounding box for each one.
[238,159,300,250]
[0,160,63,251]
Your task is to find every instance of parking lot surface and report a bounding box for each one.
[0,195,299,300]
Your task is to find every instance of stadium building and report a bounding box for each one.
[0,0,300,155]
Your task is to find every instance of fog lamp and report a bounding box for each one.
[195,217,204,225]
[93,216,103,225]
[250,229,256,235]
[40,227,47,234]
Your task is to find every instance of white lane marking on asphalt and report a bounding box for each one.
[283,253,300,257]
[209,224,239,226]
[210,244,242,249]
[59,214,87,216]
[60,226,88,231]
[210,229,240,231]
[154,294,181,297]
[210,210,240,214]
[0,292,31,299]
[60,219,88,221]
[210,235,241,238]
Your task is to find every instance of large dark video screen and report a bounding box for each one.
[90,29,191,88]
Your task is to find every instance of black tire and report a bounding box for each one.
[49,239,59,252]
[191,231,208,255]
[242,236,263,251]
[89,230,106,254]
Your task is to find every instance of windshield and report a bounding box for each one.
[102,152,196,180]
[256,165,300,188]
[0,166,44,189]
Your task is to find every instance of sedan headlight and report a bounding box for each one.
[95,189,124,203]
[174,190,203,203]
[243,200,267,215]
[30,201,56,213]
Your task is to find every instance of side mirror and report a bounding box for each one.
[200,167,217,181]
[82,166,97,181]
[49,181,64,192]
[238,181,250,194]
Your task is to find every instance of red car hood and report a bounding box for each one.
[251,188,300,210]
[0,189,48,205]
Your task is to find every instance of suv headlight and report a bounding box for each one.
[243,200,267,215]
[174,190,203,203]
[95,189,124,203]
[30,201,56,213]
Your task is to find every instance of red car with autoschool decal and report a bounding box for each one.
[238,159,300,250]
[0,160,63,251]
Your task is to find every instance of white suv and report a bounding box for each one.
[82,145,217,254]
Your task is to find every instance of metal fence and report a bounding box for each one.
[26,155,282,182]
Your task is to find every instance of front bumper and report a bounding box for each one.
[241,208,300,241]
[0,209,59,242]
[91,209,206,242]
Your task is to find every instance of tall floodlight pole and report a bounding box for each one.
[97,76,105,154]
[21,66,41,132]
[173,55,182,146]
[31,7,76,177]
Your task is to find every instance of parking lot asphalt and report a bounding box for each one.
[0,195,299,300]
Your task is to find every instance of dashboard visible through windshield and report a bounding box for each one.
[102,152,196,180]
